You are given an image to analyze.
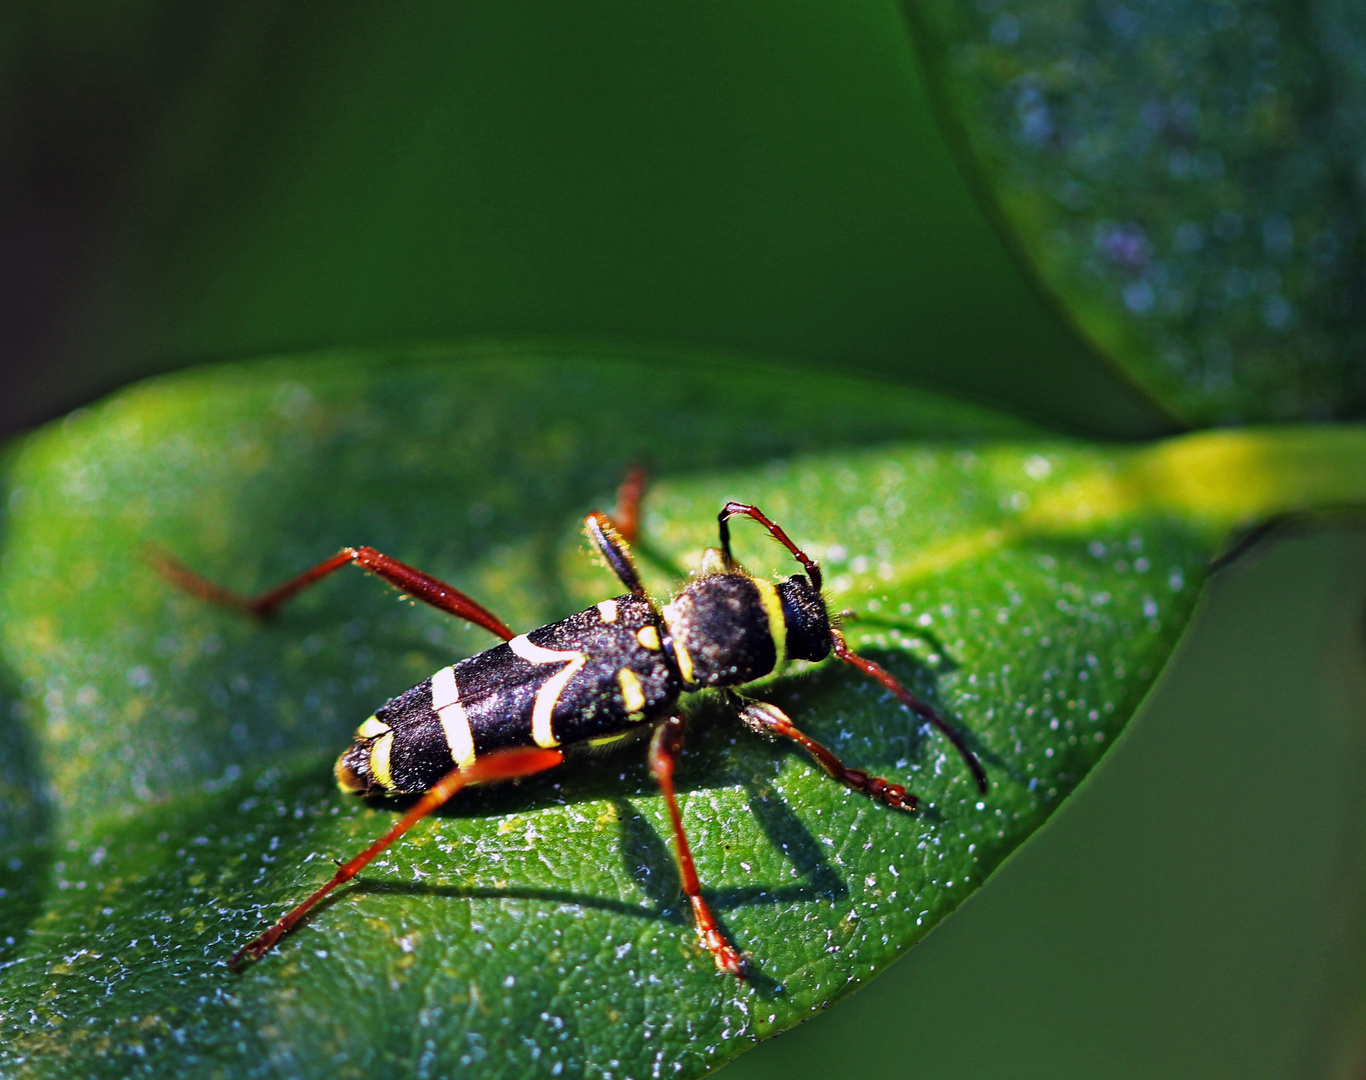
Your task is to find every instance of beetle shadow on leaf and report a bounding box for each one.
[615,782,843,993]
[835,647,1005,789]
[837,612,961,678]
[347,780,838,993]
[616,786,842,895]
[719,780,846,906]
[0,661,53,968]
[616,796,781,994]
[614,797,685,922]
[347,878,664,922]
[339,791,673,921]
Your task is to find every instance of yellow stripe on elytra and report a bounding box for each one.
[369,731,395,791]
[430,666,458,711]
[636,625,660,650]
[753,578,787,671]
[440,701,476,769]
[617,668,646,717]
[508,634,587,749]
[430,665,476,769]
[597,599,619,623]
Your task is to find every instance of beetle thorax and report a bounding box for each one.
[663,574,780,688]
[662,571,831,689]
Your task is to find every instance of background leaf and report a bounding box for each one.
[1,346,1361,1078]
[905,0,1366,425]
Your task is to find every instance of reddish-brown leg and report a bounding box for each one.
[648,715,747,977]
[150,545,515,641]
[830,628,987,794]
[717,502,823,589]
[612,466,648,543]
[735,696,918,812]
[230,746,564,970]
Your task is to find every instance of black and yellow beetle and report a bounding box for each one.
[156,473,986,976]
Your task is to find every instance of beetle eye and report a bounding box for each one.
[776,575,831,662]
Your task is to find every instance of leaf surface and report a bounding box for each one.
[1,345,1360,1078]
[905,0,1366,425]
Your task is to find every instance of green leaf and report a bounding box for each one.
[1,344,1360,1077]
[904,0,1366,425]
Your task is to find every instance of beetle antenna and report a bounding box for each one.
[829,628,987,794]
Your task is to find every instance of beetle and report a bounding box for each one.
[155,473,986,977]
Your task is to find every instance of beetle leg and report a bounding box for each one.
[829,628,987,794]
[230,746,564,970]
[610,465,648,542]
[716,502,822,591]
[150,544,515,640]
[733,695,918,812]
[648,715,747,977]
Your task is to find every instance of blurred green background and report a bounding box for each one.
[3,0,1364,1075]
[2,0,1168,439]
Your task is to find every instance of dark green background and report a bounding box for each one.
[3,0,1167,440]
[3,1,1361,1075]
